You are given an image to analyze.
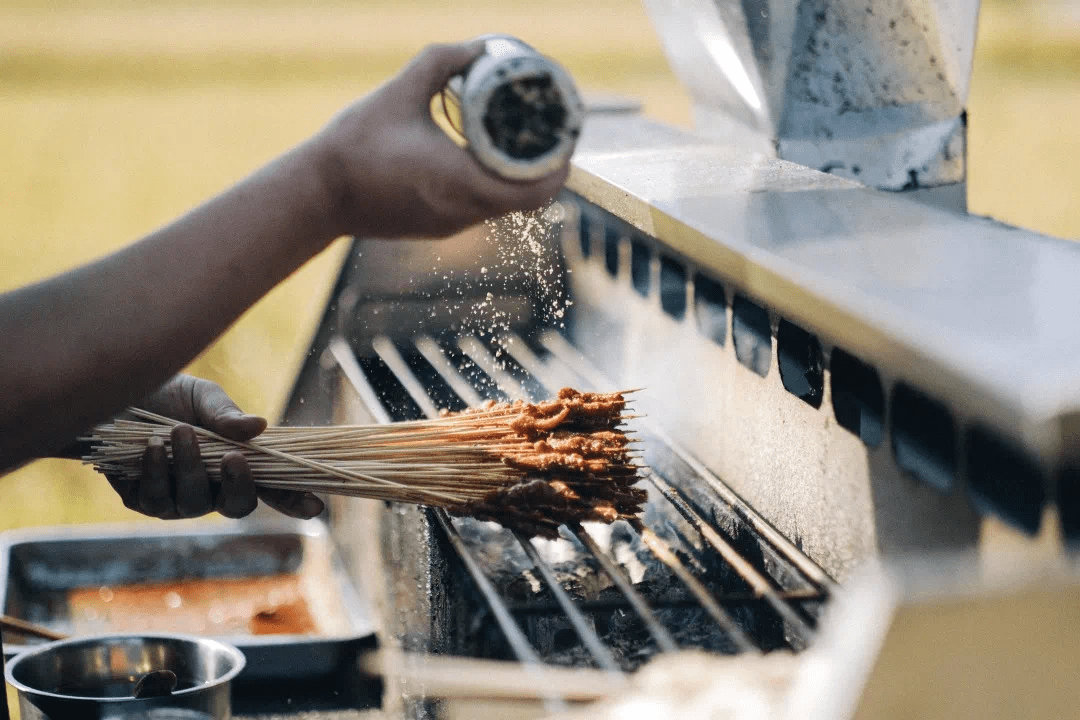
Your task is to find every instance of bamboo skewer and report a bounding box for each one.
[82,388,646,538]
[0,615,67,642]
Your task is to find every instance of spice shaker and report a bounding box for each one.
[441,35,585,181]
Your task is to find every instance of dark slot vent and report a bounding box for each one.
[777,320,822,408]
[659,255,688,319]
[1059,466,1080,544]
[965,426,1046,534]
[830,349,884,447]
[631,237,651,296]
[357,354,424,421]
[732,296,771,377]
[890,384,956,491]
[604,224,620,277]
[693,274,727,346]
[579,209,592,258]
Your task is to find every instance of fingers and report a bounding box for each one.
[171,425,213,518]
[460,157,571,215]
[119,413,297,522]
[406,40,486,106]
[216,452,259,519]
[415,144,569,233]
[189,378,267,442]
[256,488,325,520]
[137,436,177,519]
[140,375,265,443]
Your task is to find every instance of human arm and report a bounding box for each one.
[0,41,569,473]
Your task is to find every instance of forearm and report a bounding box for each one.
[0,139,339,470]
[0,40,570,473]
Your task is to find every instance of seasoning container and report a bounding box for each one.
[441,35,584,181]
[5,633,245,720]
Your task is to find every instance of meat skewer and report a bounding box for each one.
[82,388,645,538]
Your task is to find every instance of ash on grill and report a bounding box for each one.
[451,516,796,671]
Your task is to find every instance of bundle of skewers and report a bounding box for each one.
[82,388,646,538]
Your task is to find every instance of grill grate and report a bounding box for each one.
[329,328,833,684]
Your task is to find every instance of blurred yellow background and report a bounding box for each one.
[0,0,1077,531]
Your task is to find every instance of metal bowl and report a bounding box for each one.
[5,633,245,720]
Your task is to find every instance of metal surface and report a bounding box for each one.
[564,111,1080,563]
[567,114,1080,445]
[6,633,243,720]
[641,0,977,194]
[0,520,374,682]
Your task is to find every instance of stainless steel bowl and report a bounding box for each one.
[5,633,245,720]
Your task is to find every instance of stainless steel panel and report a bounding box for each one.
[568,114,1080,466]
[641,0,978,193]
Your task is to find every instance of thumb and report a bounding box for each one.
[407,39,486,106]
[192,379,267,442]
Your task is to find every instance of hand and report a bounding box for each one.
[312,40,571,239]
[103,375,325,521]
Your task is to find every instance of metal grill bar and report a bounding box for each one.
[628,519,758,654]
[329,337,392,424]
[364,334,627,676]
[431,509,545,667]
[432,509,569,714]
[502,591,822,613]
[513,532,625,675]
[645,470,819,639]
[503,333,576,390]
[415,334,485,407]
[410,334,699,657]
[459,336,530,400]
[567,523,680,653]
[372,336,441,419]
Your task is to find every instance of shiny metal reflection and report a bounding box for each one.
[6,633,244,720]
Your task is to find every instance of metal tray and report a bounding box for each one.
[0,518,376,682]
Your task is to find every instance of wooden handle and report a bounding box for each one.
[1,615,68,642]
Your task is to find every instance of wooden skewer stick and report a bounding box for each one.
[1,615,68,642]
[81,388,649,538]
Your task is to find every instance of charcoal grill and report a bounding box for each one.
[280,216,840,715]
[278,0,1080,716]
